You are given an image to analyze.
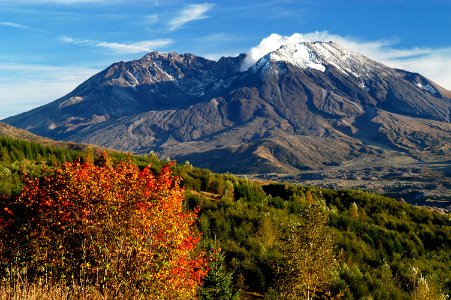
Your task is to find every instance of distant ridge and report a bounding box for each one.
[1,122,93,152]
[1,122,56,144]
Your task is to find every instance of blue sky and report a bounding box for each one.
[1,0,451,119]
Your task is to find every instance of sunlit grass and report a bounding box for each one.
[0,277,142,300]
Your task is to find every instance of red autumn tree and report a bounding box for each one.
[0,153,208,299]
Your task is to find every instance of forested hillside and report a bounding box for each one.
[0,135,449,299]
[180,168,450,299]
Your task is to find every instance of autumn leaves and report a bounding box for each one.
[0,153,208,299]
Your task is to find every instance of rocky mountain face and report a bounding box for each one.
[3,42,450,206]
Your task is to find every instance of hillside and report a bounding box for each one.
[0,122,91,152]
[0,135,450,299]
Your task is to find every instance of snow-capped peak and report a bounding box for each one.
[266,43,326,72]
[252,41,384,78]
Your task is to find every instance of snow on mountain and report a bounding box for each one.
[252,41,387,79]
[414,82,437,94]
[258,43,326,72]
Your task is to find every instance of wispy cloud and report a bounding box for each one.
[144,14,159,25]
[242,32,451,89]
[0,0,112,3]
[168,3,213,31]
[0,21,30,29]
[59,36,173,54]
[0,63,99,119]
[0,20,46,33]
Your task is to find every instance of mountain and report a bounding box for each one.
[3,41,450,206]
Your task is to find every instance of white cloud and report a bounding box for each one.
[95,40,172,54]
[0,21,30,29]
[0,21,46,33]
[242,32,451,89]
[59,36,173,54]
[241,33,307,70]
[168,3,213,31]
[0,0,111,3]
[58,36,81,44]
[0,63,99,119]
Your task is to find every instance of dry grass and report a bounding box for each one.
[0,280,142,300]
[1,280,96,300]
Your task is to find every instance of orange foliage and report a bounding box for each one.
[0,153,208,299]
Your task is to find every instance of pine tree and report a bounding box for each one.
[199,250,239,300]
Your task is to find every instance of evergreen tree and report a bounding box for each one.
[199,250,239,300]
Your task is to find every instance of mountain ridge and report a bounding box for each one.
[3,42,450,202]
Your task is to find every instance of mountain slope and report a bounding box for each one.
[3,42,450,181]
